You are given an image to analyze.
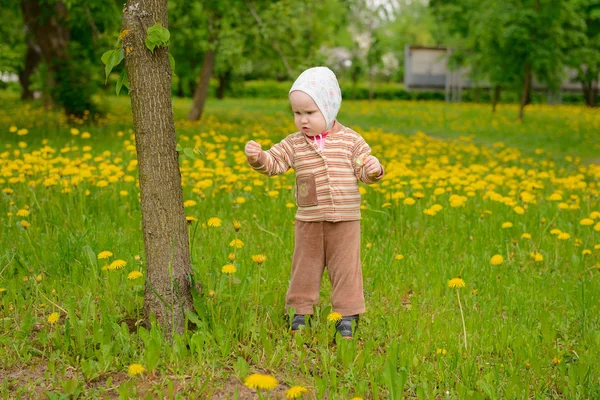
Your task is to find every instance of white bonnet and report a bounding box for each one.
[289,66,342,129]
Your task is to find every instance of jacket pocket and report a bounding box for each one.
[296,173,318,207]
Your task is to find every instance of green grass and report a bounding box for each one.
[0,92,599,398]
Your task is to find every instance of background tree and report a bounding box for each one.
[568,0,600,107]
[121,0,195,335]
[431,0,586,119]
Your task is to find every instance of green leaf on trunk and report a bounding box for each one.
[116,69,129,96]
[169,52,176,74]
[183,147,196,159]
[146,22,170,53]
[101,48,124,84]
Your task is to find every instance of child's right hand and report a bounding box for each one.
[245,140,262,162]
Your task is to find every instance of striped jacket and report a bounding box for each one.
[248,121,384,222]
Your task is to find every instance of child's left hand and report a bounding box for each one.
[363,155,382,177]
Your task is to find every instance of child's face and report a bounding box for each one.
[290,90,327,136]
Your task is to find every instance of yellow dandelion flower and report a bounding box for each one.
[47,312,59,324]
[590,211,600,220]
[229,238,244,248]
[128,271,143,280]
[36,275,42,282]
[502,222,513,229]
[490,254,503,265]
[81,132,91,139]
[548,193,562,201]
[207,217,222,227]
[186,216,198,223]
[436,348,447,355]
[20,220,31,229]
[286,203,296,208]
[448,278,465,288]
[580,218,594,226]
[244,373,278,390]
[233,221,242,231]
[228,253,236,261]
[268,190,279,198]
[184,200,197,207]
[109,259,127,270]
[552,357,561,365]
[127,364,146,375]
[403,197,416,205]
[327,312,343,322]
[557,232,570,240]
[582,249,591,256]
[221,264,237,274]
[594,244,600,250]
[471,289,478,295]
[395,254,404,260]
[16,209,30,217]
[550,228,562,235]
[530,252,544,262]
[382,202,392,208]
[97,251,113,260]
[513,206,525,214]
[521,233,532,239]
[236,197,246,204]
[9,125,17,132]
[70,128,79,135]
[17,128,28,136]
[252,254,266,264]
[286,386,308,399]
[595,222,600,232]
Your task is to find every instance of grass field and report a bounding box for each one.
[1,92,599,399]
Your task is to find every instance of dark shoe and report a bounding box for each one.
[336,314,359,339]
[291,314,306,334]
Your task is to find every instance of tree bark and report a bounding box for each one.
[492,85,501,112]
[18,38,42,101]
[188,41,216,121]
[121,0,195,336]
[519,64,532,121]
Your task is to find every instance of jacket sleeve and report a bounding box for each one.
[248,136,295,176]
[352,135,384,184]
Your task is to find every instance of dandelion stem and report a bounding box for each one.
[456,289,468,350]
[37,287,68,314]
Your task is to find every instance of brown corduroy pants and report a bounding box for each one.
[285,220,366,316]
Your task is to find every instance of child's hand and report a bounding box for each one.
[363,155,382,177]
[245,140,262,162]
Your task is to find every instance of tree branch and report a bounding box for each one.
[244,0,294,79]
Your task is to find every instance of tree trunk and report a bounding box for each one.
[492,85,501,113]
[519,64,532,121]
[188,36,216,121]
[217,71,229,100]
[20,0,69,105]
[582,80,598,107]
[18,38,42,101]
[121,0,195,336]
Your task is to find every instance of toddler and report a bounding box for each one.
[245,66,384,338]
